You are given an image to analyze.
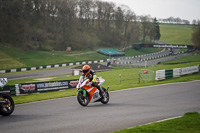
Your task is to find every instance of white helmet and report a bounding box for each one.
[0,78,8,88]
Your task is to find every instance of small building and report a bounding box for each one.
[72,63,112,76]
[66,46,72,52]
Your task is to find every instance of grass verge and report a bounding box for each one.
[113,112,200,133]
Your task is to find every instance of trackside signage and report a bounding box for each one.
[153,44,187,49]
[19,83,36,94]
[18,79,79,94]
[36,81,69,92]
[180,65,199,75]
[156,65,199,81]
[135,44,195,49]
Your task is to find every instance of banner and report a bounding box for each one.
[135,44,195,49]
[180,65,199,75]
[69,79,79,88]
[18,79,79,94]
[19,83,36,94]
[36,80,69,92]
[156,65,199,81]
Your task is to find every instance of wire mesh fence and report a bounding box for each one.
[119,69,154,85]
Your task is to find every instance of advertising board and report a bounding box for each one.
[180,65,199,75]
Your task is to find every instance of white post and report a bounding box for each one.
[145,61,147,68]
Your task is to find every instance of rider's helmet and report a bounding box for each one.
[82,65,91,76]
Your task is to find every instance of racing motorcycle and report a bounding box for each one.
[76,76,109,106]
[0,78,15,116]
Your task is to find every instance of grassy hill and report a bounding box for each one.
[160,24,193,45]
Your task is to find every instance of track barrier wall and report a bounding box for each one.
[155,65,199,81]
[0,59,107,74]
[0,79,79,96]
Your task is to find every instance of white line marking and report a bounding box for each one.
[127,116,182,129]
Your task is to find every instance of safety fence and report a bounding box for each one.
[0,79,79,96]
[155,65,199,81]
[139,69,154,83]
[110,48,171,67]
[119,69,154,84]
[0,59,106,73]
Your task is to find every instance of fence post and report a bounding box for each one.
[119,74,121,84]
[138,72,140,84]
[145,61,147,68]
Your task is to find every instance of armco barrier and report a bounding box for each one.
[0,79,79,96]
[173,68,181,77]
[0,59,107,74]
[156,65,199,81]
[155,70,165,80]
[165,69,173,79]
[180,65,199,75]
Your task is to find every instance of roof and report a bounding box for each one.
[72,63,112,72]
[97,49,125,57]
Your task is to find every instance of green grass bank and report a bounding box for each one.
[113,112,200,133]
[160,24,193,45]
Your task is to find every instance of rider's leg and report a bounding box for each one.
[92,82,105,97]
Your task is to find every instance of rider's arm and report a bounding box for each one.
[79,75,85,83]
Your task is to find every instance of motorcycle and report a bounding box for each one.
[76,76,109,106]
[0,78,15,116]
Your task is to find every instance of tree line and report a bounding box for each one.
[0,0,160,51]
[158,16,190,25]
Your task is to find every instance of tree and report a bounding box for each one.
[192,21,200,49]
[0,0,151,51]
[140,15,152,43]
[154,18,161,40]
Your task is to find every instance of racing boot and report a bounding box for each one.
[97,86,105,98]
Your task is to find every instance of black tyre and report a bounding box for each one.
[77,91,89,106]
[100,87,109,104]
[0,93,15,116]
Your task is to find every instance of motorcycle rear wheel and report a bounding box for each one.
[77,91,89,106]
[0,93,15,116]
[100,87,109,104]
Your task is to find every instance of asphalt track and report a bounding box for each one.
[0,80,200,133]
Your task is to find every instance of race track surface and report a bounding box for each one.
[0,80,200,133]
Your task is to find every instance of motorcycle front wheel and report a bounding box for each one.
[0,93,15,116]
[77,91,89,106]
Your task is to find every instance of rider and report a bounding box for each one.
[81,65,105,97]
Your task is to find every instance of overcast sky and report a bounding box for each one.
[102,0,200,23]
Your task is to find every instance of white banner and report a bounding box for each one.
[173,68,181,77]
[155,70,165,80]
[180,65,199,76]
